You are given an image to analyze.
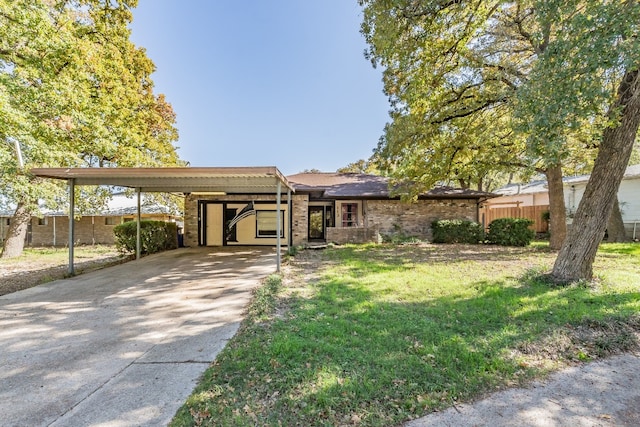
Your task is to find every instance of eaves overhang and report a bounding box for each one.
[30,166,295,194]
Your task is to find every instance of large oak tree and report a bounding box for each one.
[358,0,617,250]
[0,0,181,258]
[360,1,639,270]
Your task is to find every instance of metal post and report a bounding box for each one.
[136,188,141,260]
[68,179,75,276]
[276,181,281,273]
[287,189,292,248]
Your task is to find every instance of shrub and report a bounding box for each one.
[431,219,484,244]
[113,220,178,255]
[486,218,535,246]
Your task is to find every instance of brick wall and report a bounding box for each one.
[365,199,479,241]
[183,195,478,247]
[28,215,175,246]
[291,194,308,246]
[326,226,379,244]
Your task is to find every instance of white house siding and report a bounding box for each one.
[618,178,640,222]
[565,176,640,238]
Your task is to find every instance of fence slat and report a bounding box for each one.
[482,205,549,233]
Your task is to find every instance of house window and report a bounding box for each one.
[37,217,47,226]
[105,217,118,226]
[256,210,285,237]
[341,203,359,227]
[5,218,10,226]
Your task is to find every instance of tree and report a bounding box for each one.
[606,195,627,243]
[336,157,380,174]
[358,0,609,248]
[0,0,181,258]
[552,69,640,281]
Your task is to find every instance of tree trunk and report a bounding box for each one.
[545,164,567,250]
[606,195,627,242]
[552,70,640,282]
[0,203,31,259]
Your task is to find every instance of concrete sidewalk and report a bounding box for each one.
[406,353,640,427]
[0,247,276,427]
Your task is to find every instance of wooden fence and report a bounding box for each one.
[480,204,549,233]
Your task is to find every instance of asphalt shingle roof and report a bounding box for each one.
[286,173,495,199]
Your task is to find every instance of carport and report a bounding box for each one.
[30,167,294,274]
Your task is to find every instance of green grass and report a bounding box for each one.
[172,242,640,427]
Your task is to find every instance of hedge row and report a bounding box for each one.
[431,217,535,246]
[486,218,535,246]
[431,219,484,244]
[113,220,178,255]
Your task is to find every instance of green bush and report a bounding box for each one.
[431,219,484,244]
[486,218,535,246]
[113,220,178,255]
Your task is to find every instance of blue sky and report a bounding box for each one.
[129,1,389,176]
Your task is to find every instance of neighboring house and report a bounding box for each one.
[483,164,640,238]
[183,172,495,247]
[0,193,180,247]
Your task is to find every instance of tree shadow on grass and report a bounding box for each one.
[187,252,640,427]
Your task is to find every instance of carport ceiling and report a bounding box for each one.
[30,167,294,194]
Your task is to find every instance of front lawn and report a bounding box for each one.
[0,245,125,296]
[172,242,640,426]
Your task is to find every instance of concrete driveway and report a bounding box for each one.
[0,247,276,427]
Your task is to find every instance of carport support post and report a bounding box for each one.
[287,189,292,247]
[276,181,281,273]
[136,188,141,260]
[68,178,75,276]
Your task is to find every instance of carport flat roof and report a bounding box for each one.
[30,166,295,194]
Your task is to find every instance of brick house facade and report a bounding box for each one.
[22,168,493,249]
[186,173,493,248]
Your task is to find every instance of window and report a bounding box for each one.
[105,217,118,226]
[341,203,358,227]
[37,217,47,226]
[4,218,10,226]
[256,210,285,237]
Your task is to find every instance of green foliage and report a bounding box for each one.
[358,1,640,192]
[0,0,182,254]
[113,220,177,255]
[516,1,640,161]
[487,218,536,247]
[431,219,483,244]
[336,156,381,174]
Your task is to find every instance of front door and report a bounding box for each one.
[308,206,324,240]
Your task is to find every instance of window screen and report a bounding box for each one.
[256,210,285,237]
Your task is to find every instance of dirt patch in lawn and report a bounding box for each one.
[0,247,130,296]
